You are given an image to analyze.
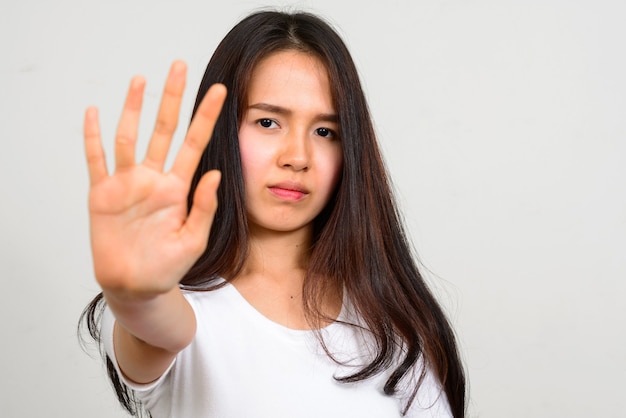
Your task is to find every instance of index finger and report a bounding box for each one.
[170,83,227,181]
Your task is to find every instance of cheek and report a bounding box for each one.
[319,148,343,192]
[238,140,253,179]
[237,128,252,172]
[238,131,270,184]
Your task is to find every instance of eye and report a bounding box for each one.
[257,118,278,129]
[315,127,335,138]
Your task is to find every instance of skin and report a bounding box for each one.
[85,61,226,383]
[84,52,342,383]
[233,51,343,330]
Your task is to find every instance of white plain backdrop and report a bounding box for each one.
[1,1,624,417]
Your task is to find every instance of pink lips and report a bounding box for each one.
[268,182,308,201]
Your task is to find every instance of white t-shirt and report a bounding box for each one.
[102,282,451,418]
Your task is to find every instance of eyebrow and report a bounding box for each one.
[247,102,338,124]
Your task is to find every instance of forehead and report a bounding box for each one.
[246,50,334,108]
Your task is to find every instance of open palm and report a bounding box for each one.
[84,61,227,297]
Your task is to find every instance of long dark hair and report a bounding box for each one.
[80,10,466,417]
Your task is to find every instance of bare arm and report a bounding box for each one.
[84,61,226,383]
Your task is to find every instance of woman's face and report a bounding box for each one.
[238,50,343,237]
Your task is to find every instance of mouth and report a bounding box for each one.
[268,181,309,201]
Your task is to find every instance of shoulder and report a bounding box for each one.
[180,282,247,321]
[333,297,453,417]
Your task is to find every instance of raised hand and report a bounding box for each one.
[84,61,227,299]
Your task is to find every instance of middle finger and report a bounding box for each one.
[144,61,187,171]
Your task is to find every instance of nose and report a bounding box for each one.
[278,129,310,171]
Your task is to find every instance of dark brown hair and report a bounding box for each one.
[81,10,466,417]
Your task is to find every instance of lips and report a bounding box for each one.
[268,181,309,201]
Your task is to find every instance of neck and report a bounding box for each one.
[241,223,312,284]
[231,224,325,330]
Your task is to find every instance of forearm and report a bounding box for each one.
[104,286,196,383]
[83,63,224,384]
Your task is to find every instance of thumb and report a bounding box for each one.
[183,170,221,253]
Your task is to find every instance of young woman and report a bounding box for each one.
[81,10,466,418]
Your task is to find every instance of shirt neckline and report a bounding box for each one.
[222,280,347,336]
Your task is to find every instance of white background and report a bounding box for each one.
[1,0,624,417]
